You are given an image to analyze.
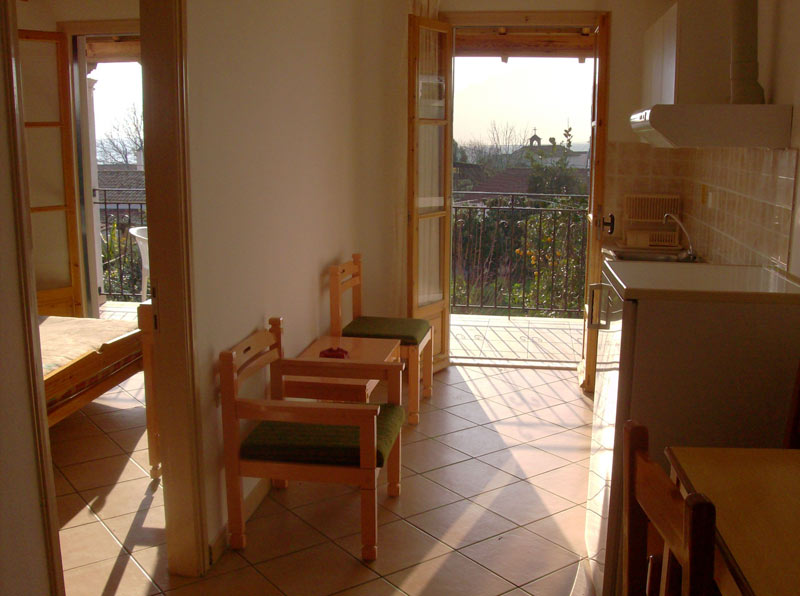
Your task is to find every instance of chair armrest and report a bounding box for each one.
[236,398,380,425]
[280,358,404,381]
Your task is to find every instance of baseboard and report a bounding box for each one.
[208,478,271,566]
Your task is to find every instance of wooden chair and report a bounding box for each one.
[220,318,405,561]
[330,254,433,424]
[623,421,718,596]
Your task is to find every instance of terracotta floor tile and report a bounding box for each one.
[452,376,523,398]
[337,519,452,576]
[436,426,521,457]
[81,390,144,415]
[240,510,326,564]
[526,505,588,557]
[407,500,516,549]
[80,476,163,519]
[486,388,564,414]
[59,521,123,570]
[491,368,564,389]
[49,413,104,444]
[104,505,166,552]
[293,491,399,538]
[331,578,406,595]
[423,459,518,498]
[57,493,98,529]
[401,438,471,473]
[53,466,75,496]
[269,480,357,509]
[133,546,247,592]
[385,551,514,596]
[378,474,461,517]
[107,427,150,453]
[471,481,575,526]
[62,554,159,596]
[478,444,570,480]
[428,382,480,408]
[415,409,475,437]
[530,429,592,462]
[89,407,147,433]
[444,399,520,424]
[488,414,565,443]
[168,566,282,595]
[51,434,125,467]
[528,463,590,504]
[461,527,579,585]
[61,454,148,491]
[522,559,594,596]
[532,402,593,430]
[256,542,378,596]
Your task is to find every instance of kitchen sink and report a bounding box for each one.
[602,247,700,262]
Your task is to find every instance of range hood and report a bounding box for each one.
[631,0,793,148]
[631,104,792,148]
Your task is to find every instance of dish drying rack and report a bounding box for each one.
[622,194,681,248]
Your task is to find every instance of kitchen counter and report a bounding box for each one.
[604,261,800,303]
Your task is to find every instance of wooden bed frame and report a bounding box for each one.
[43,303,160,477]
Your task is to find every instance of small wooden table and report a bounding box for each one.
[284,336,401,402]
[665,447,800,596]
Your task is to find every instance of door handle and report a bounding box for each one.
[587,283,611,330]
[601,213,615,235]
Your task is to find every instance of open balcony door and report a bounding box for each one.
[407,15,453,371]
[579,13,610,392]
[18,31,83,316]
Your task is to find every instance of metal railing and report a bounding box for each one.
[94,188,147,301]
[451,191,588,318]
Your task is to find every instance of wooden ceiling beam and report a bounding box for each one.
[454,32,594,59]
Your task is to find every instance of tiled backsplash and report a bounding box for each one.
[605,142,798,269]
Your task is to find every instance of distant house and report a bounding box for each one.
[96,163,146,203]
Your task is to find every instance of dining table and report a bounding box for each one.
[665,446,800,596]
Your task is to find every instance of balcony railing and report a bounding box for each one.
[451,191,588,318]
[94,188,147,301]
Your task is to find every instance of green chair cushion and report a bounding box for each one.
[343,316,430,346]
[240,403,405,467]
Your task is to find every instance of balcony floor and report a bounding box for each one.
[450,314,583,367]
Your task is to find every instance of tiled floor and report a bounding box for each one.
[50,363,597,596]
[450,314,584,366]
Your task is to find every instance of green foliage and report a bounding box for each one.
[526,127,588,198]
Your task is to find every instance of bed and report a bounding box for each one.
[40,303,160,477]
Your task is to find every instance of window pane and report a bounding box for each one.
[417,124,444,213]
[417,29,445,120]
[418,216,443,307]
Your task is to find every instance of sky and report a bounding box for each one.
[454,56,595,149]
[88,57,594,151]
[90,62,142,140]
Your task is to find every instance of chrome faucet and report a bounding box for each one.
[663,213,697,261]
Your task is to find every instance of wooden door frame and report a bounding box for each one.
[140,0,207,576]
[3,0,207,585]
[441,10,610,383]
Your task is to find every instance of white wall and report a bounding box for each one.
[185,0,408,541]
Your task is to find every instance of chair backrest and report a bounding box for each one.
[219,318,284,444]
[129,226,149,270]
[623,421,716,596]
[329,253,363,336]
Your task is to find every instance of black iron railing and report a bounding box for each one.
[451,191,588,317]
[94,188,147,301]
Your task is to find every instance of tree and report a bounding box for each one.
[97,103,144,165]
[457,120,531,175]
[526,127,587,204]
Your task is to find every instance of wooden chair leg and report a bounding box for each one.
[225,473,246,549]
[272,479,288,489]
[387,440,401,497]
[360,486,378,561]
[421,335,432,399]
[407,346,420,425]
